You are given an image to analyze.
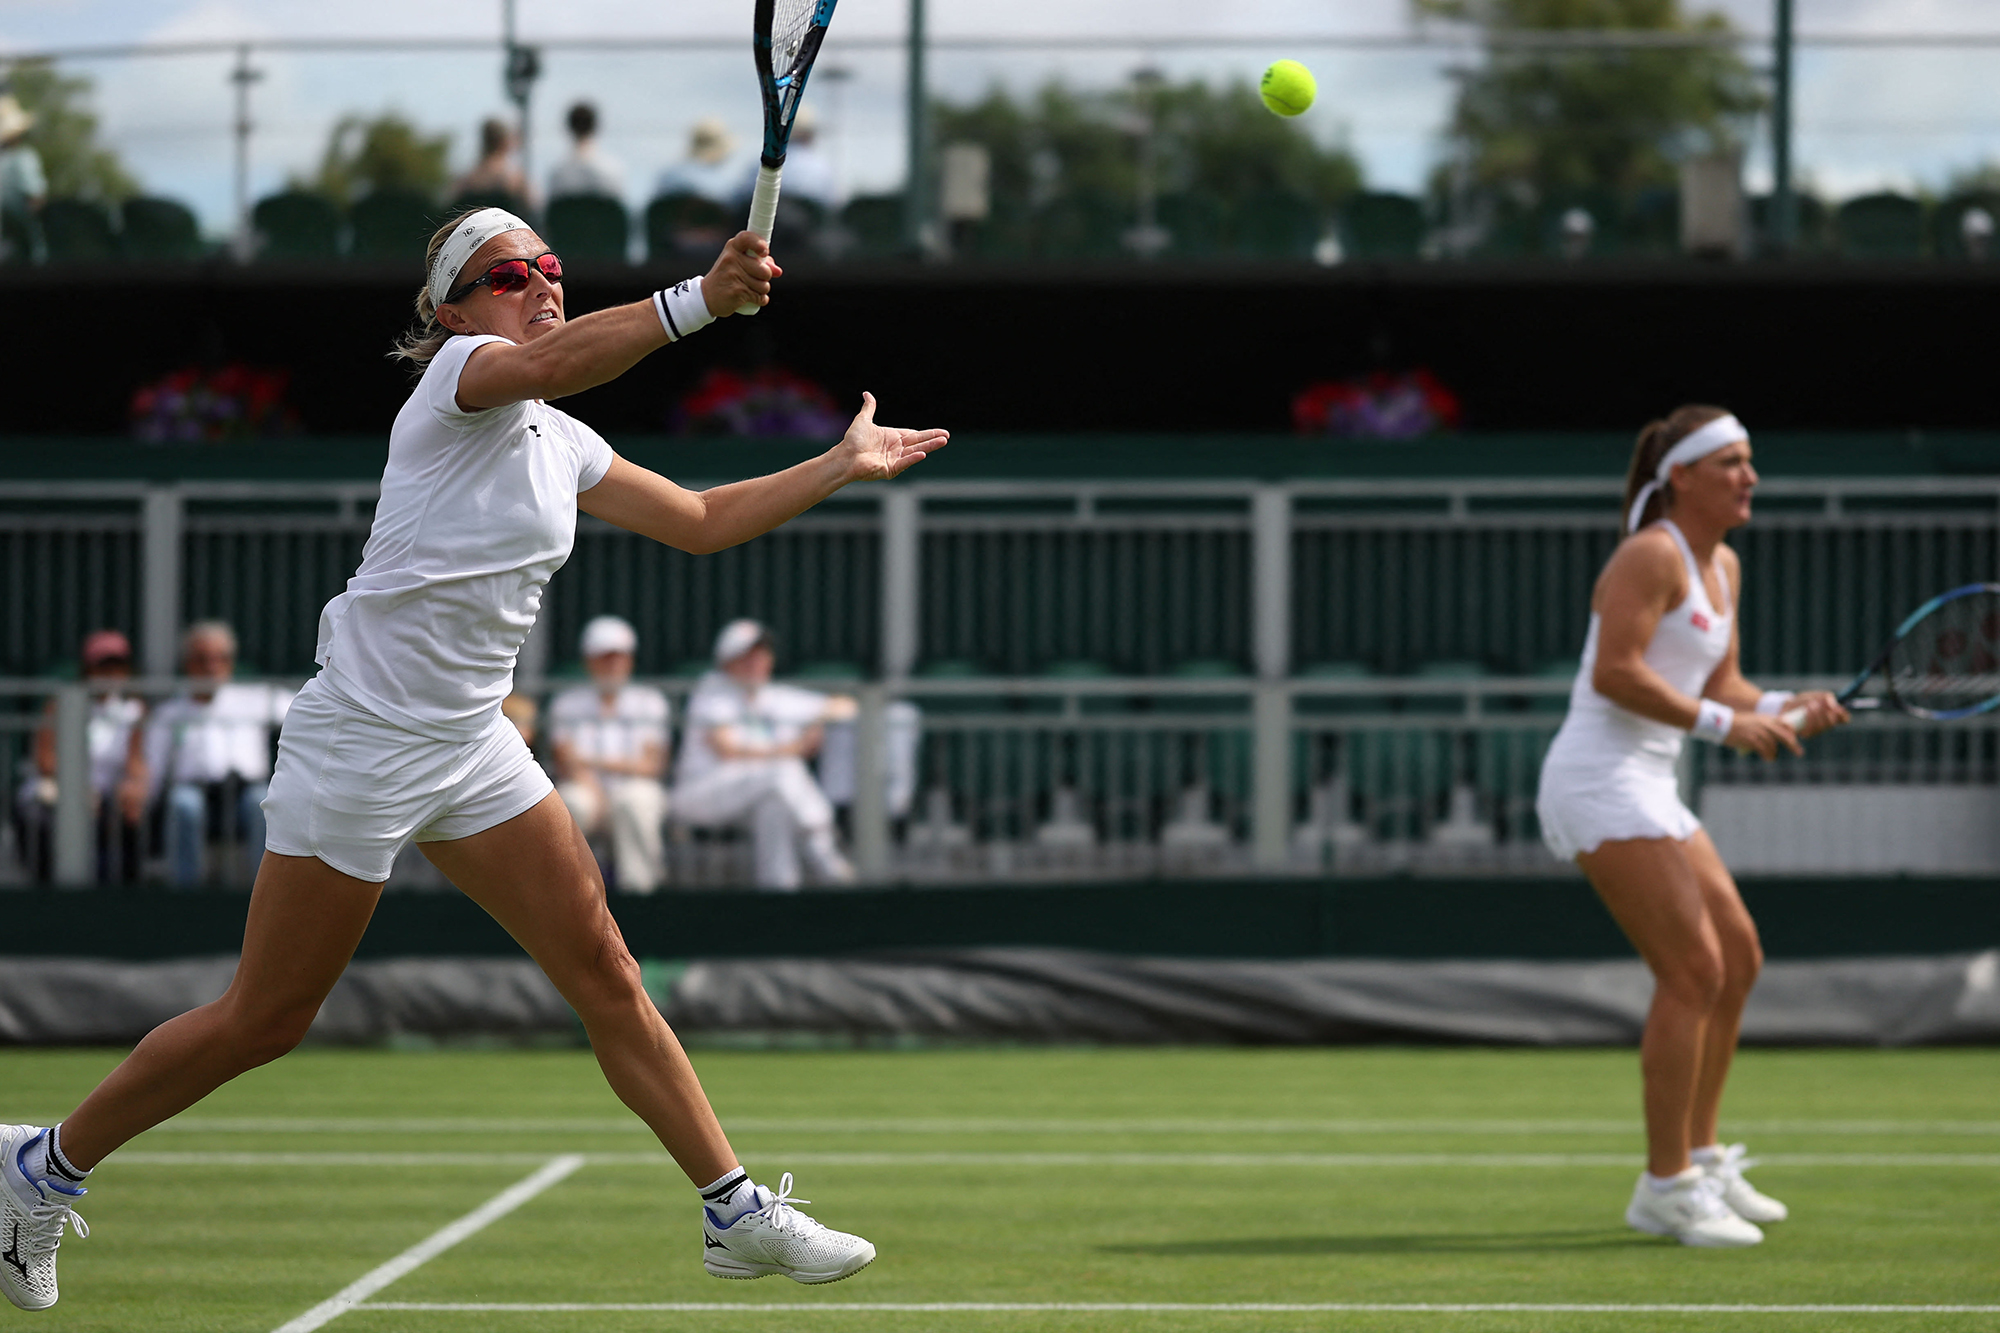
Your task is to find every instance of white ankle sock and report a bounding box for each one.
[700,1167,758,1223]
[1644,1167,1701,1193]
[1690,1144,1724,1166]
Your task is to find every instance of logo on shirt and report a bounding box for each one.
[1690,611,1711,631]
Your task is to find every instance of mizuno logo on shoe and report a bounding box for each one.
[1,1221,25,1280]
[704,1235,729,1250]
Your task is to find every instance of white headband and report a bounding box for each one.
[428,207,531,307]
[1626,413,1748,533]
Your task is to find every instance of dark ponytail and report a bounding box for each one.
[1622,404,1731,534]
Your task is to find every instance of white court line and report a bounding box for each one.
[267,1153,583,1333]
[141,1116,2000,1136]
[357,1302,2000,1315]
[117,1150,2000,1169]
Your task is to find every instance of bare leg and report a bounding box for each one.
[1681,830,1764,1148]
[59,852,383,1169]
[419,791,737,1186]
[1576,837,1725,1179]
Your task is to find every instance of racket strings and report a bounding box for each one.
[1887,591,2000,713]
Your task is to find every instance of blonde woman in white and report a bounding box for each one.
[1,207,947,1312]
[1537,406,1846,1247]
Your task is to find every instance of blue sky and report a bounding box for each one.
[2,0,1996,236]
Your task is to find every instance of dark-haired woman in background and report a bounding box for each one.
[1536,407,1847,1247]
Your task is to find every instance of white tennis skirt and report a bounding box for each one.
[1535,746,1700,862]
[263,675,554,882]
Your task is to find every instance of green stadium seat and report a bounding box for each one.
[1231,187,1318,260]
[1934,193,1999,262]
[349,189,440,261]
[1751,193,1831,254]
[545,194,629,262]
[1,203,40,261]
[1339,191,1425,261]
[647,192,732,264]
[450,189,531,221]
[836,194,904,260]
[1157,192,1226,258]
[671,658,714,679]
[1623,187,1680,257]
[1160,659,1252,801]
[40,199,117,262]
[1035,188,1127,260]
[119,197,202,261]
[790,660,864,683]
[1837,193,1924,260]
[252,191,342,260]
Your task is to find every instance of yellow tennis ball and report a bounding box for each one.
[1260,60,1317,117]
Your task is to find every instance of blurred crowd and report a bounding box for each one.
[11,612,900,894]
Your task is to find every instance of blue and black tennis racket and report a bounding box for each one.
[735,0,839,315]
[1785,583,2000,727]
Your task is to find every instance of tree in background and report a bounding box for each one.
[303,113,451,205]
[934,77,1361,221]
[1418,0,1761,202]
[3,59,138,201]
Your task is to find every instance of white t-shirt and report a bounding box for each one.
[316,334,616,741]
[87,693,145,795]
[675,673,829,786]
[548,683,670,768]
[145,682,294,788]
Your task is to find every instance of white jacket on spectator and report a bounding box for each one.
[145,682,293,792]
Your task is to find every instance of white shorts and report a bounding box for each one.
[1536,749,1700,862]
[263,676,554,882]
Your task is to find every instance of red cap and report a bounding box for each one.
[81,629,133,668]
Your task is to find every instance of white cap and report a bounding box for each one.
[712,618,771,667]
[580,615,638,658]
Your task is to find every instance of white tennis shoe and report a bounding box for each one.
[1625,1169,1764,1247]
[0,1125,89,1311]
[1699,1143,1789,1223]
[702,1173,875,1284]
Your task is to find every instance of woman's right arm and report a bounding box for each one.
[1592,535,1800,758]
[455,232,778,410]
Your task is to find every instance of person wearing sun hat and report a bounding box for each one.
[671,618,859,890]
[549,614,672,892]
[15,630,147,883]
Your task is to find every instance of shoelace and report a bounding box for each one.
[1706,1143,1759,1184]
[759,1172,824,1237]
[1686,1172,1735,1221]
[21,1196,88,1259]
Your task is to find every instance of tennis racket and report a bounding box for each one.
[1782,582,2000,728]
[735,0,839,315]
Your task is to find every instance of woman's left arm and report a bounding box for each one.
[578,392,947,554]
[1701,547,1849,735]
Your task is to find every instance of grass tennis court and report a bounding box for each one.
[6,1045,1998,1333]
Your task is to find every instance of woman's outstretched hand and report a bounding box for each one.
[704,232,782,315]
[835,392,950,481]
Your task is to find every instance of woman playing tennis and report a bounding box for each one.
[1,207,946,1311]
[1536,407,1845,1247]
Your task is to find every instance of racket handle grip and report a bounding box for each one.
[1781,705,1808,730]
[735,164,783,316]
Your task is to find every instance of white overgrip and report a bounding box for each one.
[736,163,784,316]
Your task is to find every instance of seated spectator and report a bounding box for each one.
[550,616,670,893]
[455,116,532,208]
[548,101,624,201]
[144,622,293,888]
[12,629,148,882]
[672,619,856,891]
[0,94,46,262]
[501,691,541,749]
[653,118,741,207]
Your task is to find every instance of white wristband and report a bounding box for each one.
[652,277,713,341]
[1754,690,1792,717]
[1690,699,1735,744]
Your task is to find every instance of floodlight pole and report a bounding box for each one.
[904,0,930,254]
[1770,0,1796,254]
[229,44,262,261]
[502,0,540,199]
